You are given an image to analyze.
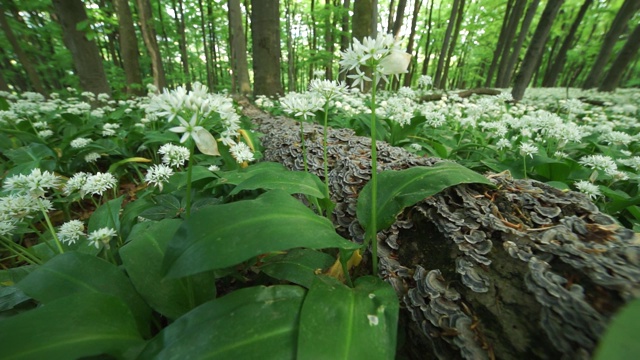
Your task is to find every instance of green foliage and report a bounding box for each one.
[357,162,494,233]
[595,299,640,359]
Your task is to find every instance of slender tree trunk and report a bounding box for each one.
[495,0,526,87]
[251,0,283,96]
[421,0,435,75]
[352,0,374,90]
[309,0,317,81]
[172,0,191,89]
[156,0,174,88]
[599,22,640,91]
[512,0,565,101]
[197,0,213,89]
[390,0,407,37]
[325,0,334,79]
[502,0,539,87]
[338,0,351,82]
[52,0,111,95]
[484,0,514,87]
[114,0,143,96]
[542,0,592,87]
[441,0,465,90]
[433,0,460,89]
[228,0,251,95]
[403,0,422,87]
[582,0,640,89]
[0,67,8,92]
[0,9,46,95]
[136,0,167,91]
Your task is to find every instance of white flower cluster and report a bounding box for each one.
[145,164,174,192]
[158,143,190,168]
[3,168,61,198]
[279,92,324,121]
[63,172,117,197]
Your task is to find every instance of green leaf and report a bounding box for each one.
[88,196,124,233]
[120,219,216,320]
[17,252,151,336]
[229,168,325,198]
[163,190,359,278]
[297,275,399,360]
[357,162,494,233]
[259,248,335,288]
[138,285,305,360]
[214,161,287,186]
[0,293,143,360]
[595,299,640,360]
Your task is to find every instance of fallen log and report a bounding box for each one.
[420,88,502,102]
[239,98,640,360]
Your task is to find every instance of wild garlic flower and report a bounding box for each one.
[0,194,45,221]
[0,220,16,236]
[87,227,117,249]
[618,156,640,172]
[574,180,601,200]
[579,155,618,175]
[339,33,410,88]
[308,79,348,103]
[81,172,117,197]
[64,172,89,196]
[208,165,220,172]
[102,123,120,137]
[417,75,433,89]
[158,143,190,168]
[496,138,511,150]
[3,168,60,198]
[145,164,174,191]
[279,92,324,121]
[57,220,85,245]
[71,137,93,149]
[84,152,101,163]
[519,142,538,158]
[230,142,255,163]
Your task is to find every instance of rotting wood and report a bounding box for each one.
[238,97,640,360]
[420,88,502,102]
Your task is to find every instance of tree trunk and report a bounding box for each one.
[441,0,465,90]
[542,0,592,87]
[433,0,460,89]
[582,0,640,89]
[325,0,334,79]
[351,0,374,91]
[172,0,191,89]
[390,0,407,37]
[484,0,514,87]
[0,9,46,95]
[251,0,283,97]
[511,0,565,101]
[114,0,143,96]
[228,0,252,95]
[598,22,640,91]
[421,0,435,76]
[403,0,422,87]
[338,0,351,83]
[285,0,296,90]
[197,0,213,89]
[136,0,167,91]
[156,0,174,88]
[51,0,111,95]
[238,97,640,360]
[502,0,539,87]
[495,0,526,87]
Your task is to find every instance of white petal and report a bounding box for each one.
[194,128,220,156]
[379,51,411,75]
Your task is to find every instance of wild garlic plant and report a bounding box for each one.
[145,82,254,217]
[339,33,411,275]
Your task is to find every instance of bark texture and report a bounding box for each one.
[52,0,111,95]
[229,0,251,95]
[598,22,640,91]
[250,0,283,97]
[511,0,564,101]
[239,98,640,360]
[114,0,143,96]
[136,0,167,91]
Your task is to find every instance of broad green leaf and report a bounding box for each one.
[0,286,30,311]
[595,299,640,359]
[259,248,335,288]
[3,143,57,176]
[88,195,124,233]
[138,285,305,360]
[163,190,359,278]
[297,275,399,360]
[17,252,151,336]
[0,293,143,360]
[213,161,287,186]
[229,169,325,198]
[120,219,216,320]
[357,162,494,233]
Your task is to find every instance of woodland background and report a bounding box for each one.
[0,0,639,100]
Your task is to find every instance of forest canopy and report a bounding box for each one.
[0,0,638,99]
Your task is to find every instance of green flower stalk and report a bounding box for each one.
[339,33,411,275]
